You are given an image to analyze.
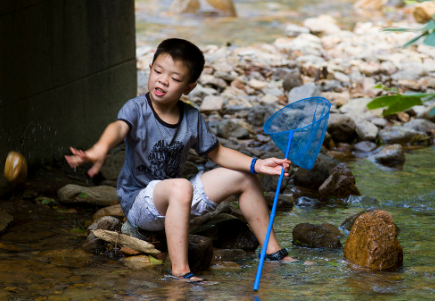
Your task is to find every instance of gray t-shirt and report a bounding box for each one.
[116,93,218,216]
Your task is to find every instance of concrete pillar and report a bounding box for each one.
[0,0,137,174]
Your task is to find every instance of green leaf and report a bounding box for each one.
[148,255,163,264]
[39,198,56,205]
[373,84,384,89]
[70,228,86,233]
[422,20,435,31]
[367,95,403,109]
[383,95,423,116]
[423,31,435,47]
[403,33,425,48]
[78,193,88,198]
[382,27,415,32]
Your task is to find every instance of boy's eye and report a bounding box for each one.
[154,69,161,74]
[172,78,181,82]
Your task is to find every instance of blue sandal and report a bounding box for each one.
[167,270,205,283]
[259,248,289,261]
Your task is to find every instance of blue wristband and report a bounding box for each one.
[250,158,258,174]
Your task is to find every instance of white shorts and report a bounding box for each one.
[126,171,218,231]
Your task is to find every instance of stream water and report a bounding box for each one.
[1,1,435,300]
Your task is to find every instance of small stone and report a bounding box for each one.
[200,96,225,113]
[353,141,377,152]
[369,144,405,165]
[248,79,268,90]
[288,83,321,104]
[285,23,310,37]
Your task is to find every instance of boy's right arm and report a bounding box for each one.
[65,120,129,177]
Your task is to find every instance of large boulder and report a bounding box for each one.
[58,185,118,207]
[191,218,259,250]
[319,163,361,199]
[327,114,356,142]
[293,153,340,190]
[292,223,342,249]
[378,126,428,145]
[344,210,403,270]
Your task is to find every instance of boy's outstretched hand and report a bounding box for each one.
[65,145,108,178]
[255,158,291,176]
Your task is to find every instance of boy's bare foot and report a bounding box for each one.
[280,256,298,263]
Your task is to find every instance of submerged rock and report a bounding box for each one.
[292,223,342,249]
[344,210,403,270]
[295,196,322,207]
[212,248,248,261]
[319,163,360,199]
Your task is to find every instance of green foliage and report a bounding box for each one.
[78,193,89,198]
[367,93,435,116]
[148,255,163,264]
[382,17,435,48]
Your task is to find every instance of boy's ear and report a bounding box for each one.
[183,82,197,95]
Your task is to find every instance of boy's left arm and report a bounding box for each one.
[207,143,291,176]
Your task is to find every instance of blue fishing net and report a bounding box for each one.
[264,97,331,170]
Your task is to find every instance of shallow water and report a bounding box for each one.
[1,147,435,300]
[135,0,361,47]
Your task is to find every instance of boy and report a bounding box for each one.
[65,38,295,283]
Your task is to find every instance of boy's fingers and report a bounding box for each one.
[88,160,103,178]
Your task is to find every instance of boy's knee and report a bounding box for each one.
[170,178,193,202]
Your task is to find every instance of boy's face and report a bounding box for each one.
[148,54,197,106]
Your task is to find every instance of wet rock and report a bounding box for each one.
[217,119,250,139]
[327,114,356,142]
[288,83,321,104]
[321,223,344,238]
[200,95,225,113]
[58,184,118,207]
[292,223,342,249]
[191,218,259,250]
[83,217,123,252]
[340,208,380,231]
[319,163,361,199]
[0,212,13,235]
[122,255,156,269]
[93,204,124,222]
[96,216,122,232]
[344,210,403,270]
[39,249,92,268]
[264,192,294,209]
[285,23,310,37]
[353,141,377,152]
[378,126,428,145]
[369,144,405,165]
[346,195,379,208]
[295,196,322,207]
[294,153,340,190]
[100,151,125,181]
[82,232,105,252]
[212,249,247,261]
[188,235,213,271]
[355,120,378,141]
[403,118,435,133]
[261,173,291,194]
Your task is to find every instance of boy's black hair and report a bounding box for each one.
[152,38,205,84]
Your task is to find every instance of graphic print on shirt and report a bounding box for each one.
[136,140,184,179]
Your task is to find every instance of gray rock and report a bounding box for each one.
[200,95,225,113]
[264,193,294,209]
[295,196,322,207]
[369,144,405,165]
[292,223,342,249]
[0,212,13,235]
[371,117,388,128]
[403,118,435,132]
[416,104,435,123]
[288,83,321,104]
[217,119,250,139]
[353,141,377,152]
[339,98,380,121]
[100,151,125,181]
[327,114,356,142]
[58,184,118,207]
[82,232,105,252]
[285,23,310,37]
[320,80,342,92]
[282,72,303,93]
[188,235,213,271]
[319,163,360,199]
[189,84,218,99]
[261,174,291,193]
[294,153,340,190]
[303,18,341,35]
[96,216,122,232]
[378,126,428,145]
[355,120,378,141]
[346,195,379,208]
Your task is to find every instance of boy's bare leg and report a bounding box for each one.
[152,178,204,280]
[200,167,296,262]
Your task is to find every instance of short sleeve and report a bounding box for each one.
[194,112,219,156]
[117,97,141,133]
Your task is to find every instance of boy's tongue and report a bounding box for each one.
[155,88,165,96]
